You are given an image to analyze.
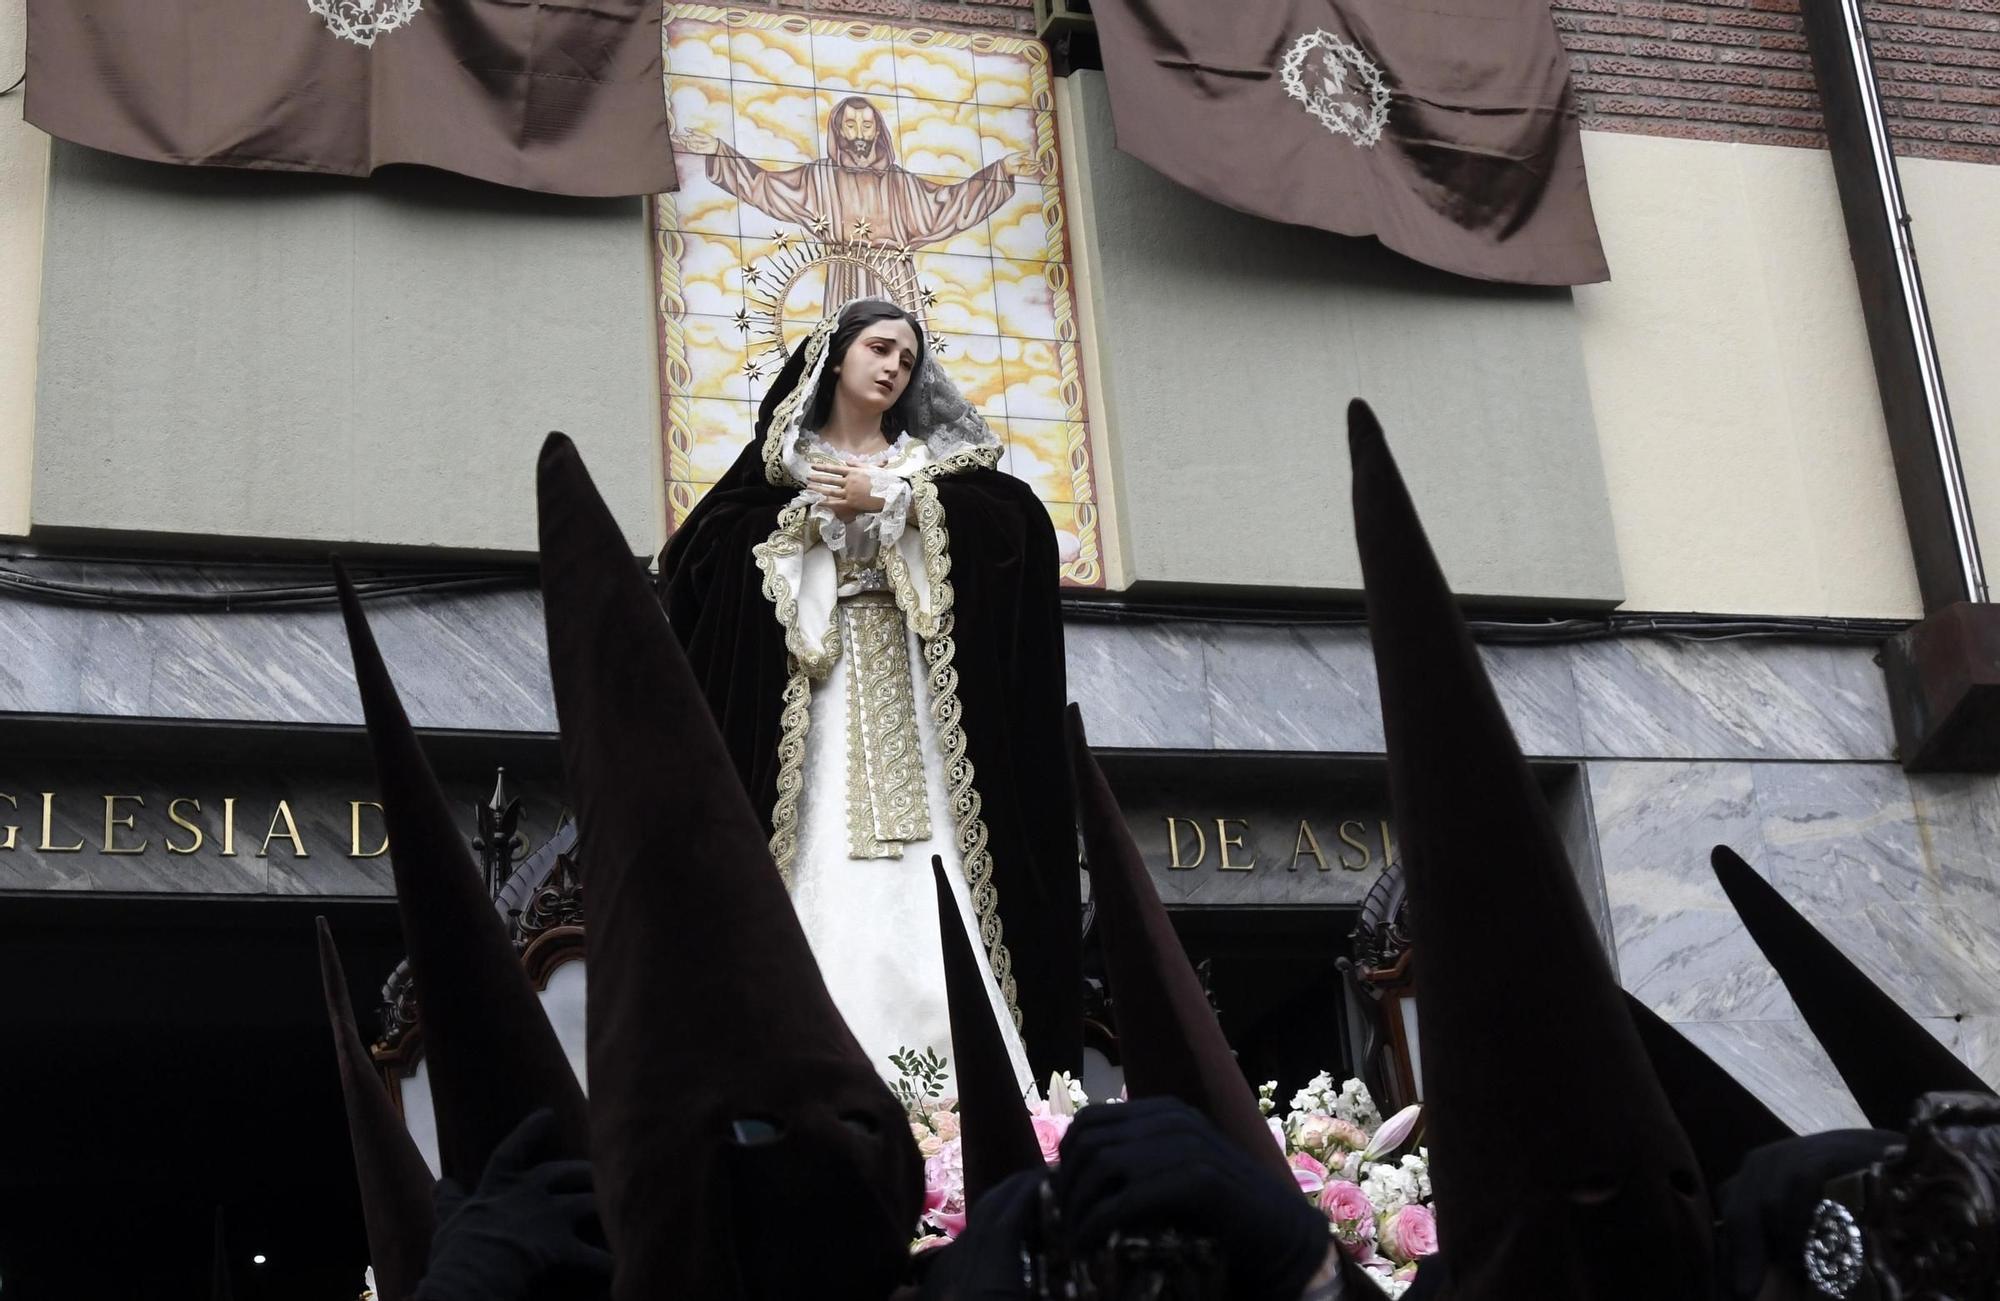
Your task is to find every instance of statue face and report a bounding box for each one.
[838,104,882,167]
[834,318,920,419]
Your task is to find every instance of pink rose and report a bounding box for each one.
[923,1139,966,1236]
[1319,1180,1376,1232]
[1030,1113,1071,1164]
[1269,1116,1288,1154]
[933,1109,962,1141]
[1288,1151,1329,1196]
[925,1205,968,1238]
[1385,1204,1438,1259]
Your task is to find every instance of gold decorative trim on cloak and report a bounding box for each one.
[752,442,1021,1027]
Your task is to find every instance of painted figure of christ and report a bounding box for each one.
[673,95,1041,309]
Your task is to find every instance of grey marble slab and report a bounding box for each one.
[1572,638,1894,763]
[0,564,560,733]
[1199,625,1383,753]
[1064,621,1211,749]
[1591,761,1794,1019]
[1944,1015,2000,1089]
[1908,772,2000,905]
[1478,642,1584,758]
[1670,1018,1870,1134]
[1810,901,2000,1019]
[1750,763,1924,911]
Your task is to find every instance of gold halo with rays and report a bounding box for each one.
[736,228,929,381]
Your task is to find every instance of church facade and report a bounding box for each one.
[2,0,2000,1292]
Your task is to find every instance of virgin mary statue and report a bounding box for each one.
[658,298,1080,1087]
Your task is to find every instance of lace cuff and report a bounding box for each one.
[805,492,849,555]
[867,471,913,550]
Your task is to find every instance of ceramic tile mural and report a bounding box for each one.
[653,5,1102,586]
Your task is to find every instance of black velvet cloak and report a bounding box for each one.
[658,436,1081,1081]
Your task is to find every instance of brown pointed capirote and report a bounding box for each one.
[1066,704,1291,1185]
[535,431,921,1301]
[1710,843,1992,1128]
[1621,988,1794,1190]
[333,561,588,1186]
[210,1206,233,1301]
[316,916,436,1301]
[1348,398,1713,1299]
[932,856,1044,1206]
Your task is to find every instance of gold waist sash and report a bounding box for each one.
[839,591,932,859]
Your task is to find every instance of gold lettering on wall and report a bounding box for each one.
[0,792,16,851]
[102,795,147,855]
[350,801,388,858]
[1165,817,1207,870]
[1380,820,1395,867]
[258,800,310,859]
[166,798,205,855]
[1216,818,1254,871]
[1291,820,1327,872]
[39,793,84,852]
[220,797,237,857]
[1337,820,1372,871]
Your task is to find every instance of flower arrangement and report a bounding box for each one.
[1260,1073,1433,1297]
[892,1050,1435,1297]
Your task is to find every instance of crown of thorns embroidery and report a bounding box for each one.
[1279,29,1393,150]
[307,0,423,47]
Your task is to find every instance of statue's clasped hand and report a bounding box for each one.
[808,463,888,521]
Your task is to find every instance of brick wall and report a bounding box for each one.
[1553,0,2000,163]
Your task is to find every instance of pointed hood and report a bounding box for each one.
[1710,844,1991,1128]
[1349,399,1712,1299]
[1621,989,1794,1189]
[333,562,588,1186]
[535,432,921,1301]
[316,917,436,1301]
[210,1207,233,1301]
[1066,704,1290,1185]
[932,857,1043,1205]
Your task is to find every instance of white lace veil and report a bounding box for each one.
[761,297,1002,488]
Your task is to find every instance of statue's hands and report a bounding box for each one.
[1001,152,1041,180]
[808,463,887,521]
[671,128,720,154]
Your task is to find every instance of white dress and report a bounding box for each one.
[759,432,1035,1095]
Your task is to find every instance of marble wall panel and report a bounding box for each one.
[1198,626,1383,754]
[1670,1018,1868,1134]
[1590,760,1795,1019]
[1572,638,1894,762]
[1063,621,1209,749]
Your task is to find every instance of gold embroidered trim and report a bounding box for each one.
[902,471,1021,1029]
[767,666,814,889]
[763,316,842,487]
[752,500,842,682]
[757,437,1019,1029]
[841,595,931,858]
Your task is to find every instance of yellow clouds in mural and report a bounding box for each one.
[654,5,1100,586]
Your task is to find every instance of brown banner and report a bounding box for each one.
[26,0,675,198]
[1091,0,1608,286]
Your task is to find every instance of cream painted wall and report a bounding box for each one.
[1575,131,1922,618]
[1901,156,2000,596]
[0,1,48,539]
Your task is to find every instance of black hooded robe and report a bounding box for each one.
[659,439,1082,1081]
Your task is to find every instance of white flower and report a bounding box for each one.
[360,1266,377,1301]
[1334,1078,1382,1130]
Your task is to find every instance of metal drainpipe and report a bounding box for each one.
[1833,0,1987,604]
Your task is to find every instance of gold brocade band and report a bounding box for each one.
[841,593,932,858]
